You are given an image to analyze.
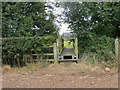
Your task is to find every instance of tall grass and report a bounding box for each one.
[2,62,50,74]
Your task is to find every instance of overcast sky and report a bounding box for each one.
[50,2,71,35]
[59,23,70,35]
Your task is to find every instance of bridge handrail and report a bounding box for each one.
[56,37,64,56]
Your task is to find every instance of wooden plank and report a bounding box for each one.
[1,35,55,40]
[28,59,54,62]
[28,59,79,62]
[32,53,54,56]
[58,59,79,61]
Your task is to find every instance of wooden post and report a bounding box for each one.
[56,38,59,55]
[75,38,78,59]
[53,42,58,64]
[115,38,120,60]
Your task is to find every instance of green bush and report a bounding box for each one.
[79,33,115,62]
[2,36,56,67]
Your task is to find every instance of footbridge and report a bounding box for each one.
[32,36,79,63]
[55,37,78,62]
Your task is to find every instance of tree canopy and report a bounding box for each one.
[2,2,58,37]
[61,2,120,38]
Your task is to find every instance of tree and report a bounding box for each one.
[2,2,58,37]
[2,2,58,67]
[61,2,120,38]
[60,2,120,61]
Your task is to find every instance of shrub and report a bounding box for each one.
[79,33,115,63]
[2,36,56,67]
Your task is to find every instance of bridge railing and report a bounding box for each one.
[73,38,78,59]
[2,36,79,65]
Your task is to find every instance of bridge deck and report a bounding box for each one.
[61,48,75,56]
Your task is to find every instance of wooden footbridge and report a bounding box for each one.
[32,36,79,63]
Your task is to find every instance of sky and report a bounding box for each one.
[51,2,71,35]
[59,23,70,35]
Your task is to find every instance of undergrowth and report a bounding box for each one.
[2,62,50,74]
[2,36,56,67]
[78,34,118,67]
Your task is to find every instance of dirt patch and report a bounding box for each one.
[2,63,118,88]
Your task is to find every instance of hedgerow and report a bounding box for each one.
[78,33,115,63]
[2,36,56,67]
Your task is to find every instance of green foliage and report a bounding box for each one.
[78,32,115,62]
[86,35,114,61]
[60,2,119,62]
[2,36,56,67]
[61,2,120,37]
[2,2,58,67]
[2,2,57,37]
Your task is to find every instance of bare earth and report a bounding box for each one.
[2,63,118,88]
